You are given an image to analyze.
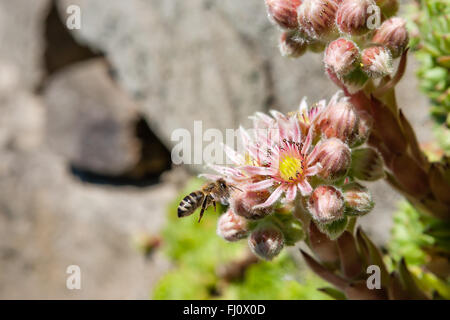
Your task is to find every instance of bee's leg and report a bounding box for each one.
[213,199,216,212]
[198,196,209,223]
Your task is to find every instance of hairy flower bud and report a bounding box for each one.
[342,182,374,215]
[361,46,393,78]
[307,185,345,223]
[279,31,308,58]
[230,189,273,220]
[349,147,385,181]
[248,224,284,260]
[336,0,377,35]
[324,38,360,77]
[266,0,303,30]
[297,0,339,40]
[309,138,352,181]
[217,209,249,242]
[317,100,360,144]
[372,17,409,58]
[351,110,373,147]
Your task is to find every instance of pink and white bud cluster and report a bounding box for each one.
[205,92,376,250]
[265,0,409,93]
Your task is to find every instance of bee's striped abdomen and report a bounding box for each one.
[178,191,204,218]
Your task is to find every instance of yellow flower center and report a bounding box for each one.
[279,156,304,182]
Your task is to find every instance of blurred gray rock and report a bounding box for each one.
[0,0,50,90]
[0,147,175,299]
[57,0,335,149]
[43,59,142,176]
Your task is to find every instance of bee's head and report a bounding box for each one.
[217,178,227,191]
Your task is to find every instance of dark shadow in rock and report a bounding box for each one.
[70,115,172,187]
[38,0,103,92]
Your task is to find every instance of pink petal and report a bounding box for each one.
[305,163,322,176]
[221,143,244,165]
[208,164,239,176]
[245,179,274,191]
[298,180,313,196]
[240,165,276,176]
[285,184,297,202]
[239,126,252,148]
[298,97,308,113]
[254,184,284,209]
[198,173,221,181]
[269,109,285,120]
[301,126,314,155]
[306,141,322,166]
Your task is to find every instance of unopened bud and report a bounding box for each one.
[349,147,385,181]
[297,0,339,40]
[230,189,273,220]
[336,0,377,36]
[361,46,393,78]
[324,38,360,77]
[351,110,373,147]
[317,100,360,145]
[375,0,398,18]
[217,209,249,242]
[279,31,308,58]
[372,17,409,58]
[342,182,374,215]
[307,185,345,223]
[309,138,352,181]
[266,0,303,30]
[248,224,284,260]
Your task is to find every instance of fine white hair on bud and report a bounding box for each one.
[307,185,345,224]
[372,17,409,58]
[217,208,249,242]
[248,224,284,260]
[317,99,360,145]
[349,147,385,181]
[324,38,360,77]
[361,46,393,78]
[336,0,378,36]
[266,0,303,30]
[297,0,339,40]
[342,182,374,215]
[308,138,352,181]
[279,30,309,58]
[351,110,373,147]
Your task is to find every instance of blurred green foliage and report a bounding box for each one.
[407,0,450,124]
[389,202,435,266]
[152,178,330,300]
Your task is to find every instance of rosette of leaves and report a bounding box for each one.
[407,0,450,125]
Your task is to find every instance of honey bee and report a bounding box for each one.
[177,178,240,222]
